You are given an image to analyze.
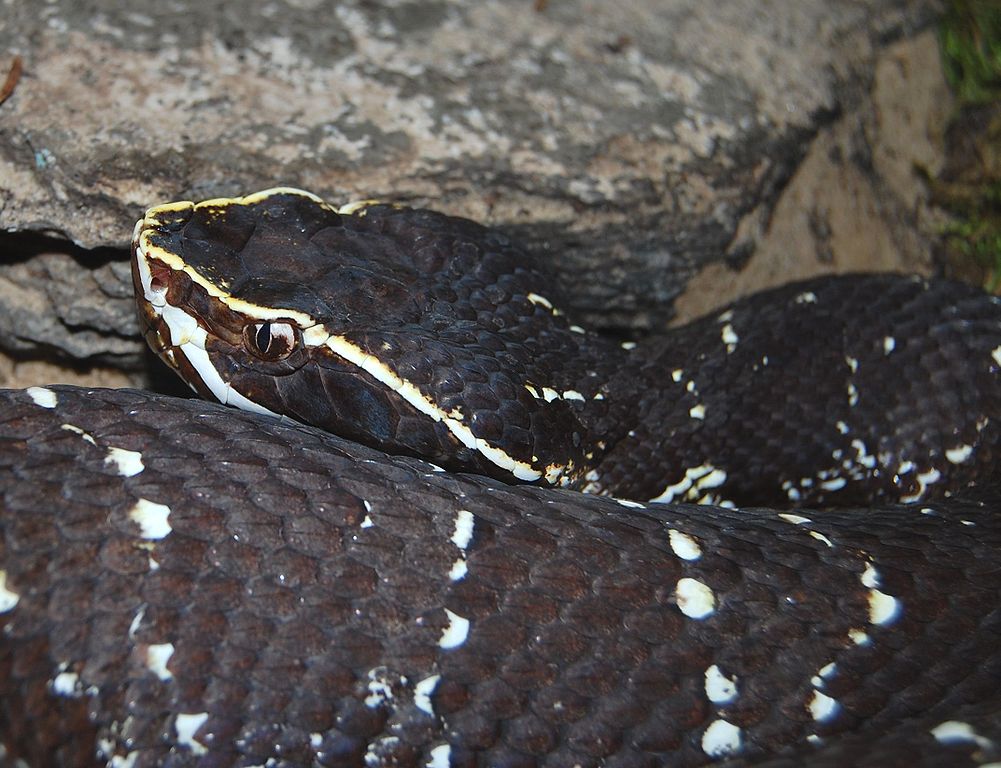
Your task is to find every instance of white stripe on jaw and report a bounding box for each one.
[135,242,279,419]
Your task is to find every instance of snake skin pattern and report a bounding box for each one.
[1,189,1000,766]
[1,387,999,768]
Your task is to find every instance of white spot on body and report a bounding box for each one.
[541,387,559,403]
[145,643,175,681]
[809,531,834,547]
[845,356,859,373]
[439,609,470,649]
[51,670,80,696]
[820,478,846,492]
[526,292,553,310]
[621,341,637,350]
[992,345,1001,367]
[675,577,716,619]
[848,628,871,646]
[562,390,585,401]
[671,369,683,382]
[26,386,58,408]
[704,664,738,704]
[650,464,726,504]
[883,336,896,354]
[778,513,811,525]
[795,291,817,304]
[61,423,97,445]
[836,420,850,434]
[450,510,474,551]
[109,753,139,768]
[414,674,440,716]
[717,310,734,323]
[174,712,209,755]
[931,721,995,749]
[689,404,706,419]
[129,499,172,540]
[701,719,742,758]
[861,562,901,626]
[426,744,451,768]
[721,323,738,352]
[945,444,973,464]
[448,559,468,581]
[105,447,144,477]
[847,382,859,407]
[0,571,19,613]
[808,690,840,722]
[900,467,942,503]
[614,498,645,509]
[668,529,703,561]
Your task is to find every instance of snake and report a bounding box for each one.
[1,187,999,767]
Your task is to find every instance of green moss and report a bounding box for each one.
[939,0,1001,103]
[936,1,1001,290]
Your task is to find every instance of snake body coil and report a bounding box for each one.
[1,188,1000,767]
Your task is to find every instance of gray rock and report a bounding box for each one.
[0,0,941,366]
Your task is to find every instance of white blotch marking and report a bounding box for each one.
[721,323,738,352]
[847,382,859,407]
[820,477,846,492]
[778,513,811,525]
[61,423,97,445]
[448,559,468,581]
[701,719,742,758]
[145,643,175,681]
[704,664,738,704]
[931,721,995,749]
[414,674,440,716]
[541,387,560,403]
[809,531,834,547]
[675,577,716,619]
[848,628,871,646]
[836,420,850,434]
[615,497,645,509]
[813,662,837,685]
[0,571,19,613]
[439,609,470,649]
[109,753,139,768]
[845,356,859,373]
[668,529,702,561]
[795,291,817,304]
[26,386,58,408]
[129,499,172,540]
[689,404,706,420]
[361,499,374,528]
[365,668,404,708]
[945,444,973,464]
[621,341,637,350]
[128,606,145,639]
[310,733,323,749]
[883,336,896,354]
[900,467,942,503]
[569,324,586,334]
[174,712,209,755]
[808,690,840,722]
[861,561,901,626]
[427,744,451,768]
[992,345,1001,367]
[650,464,726,504]
[451,510,475,551]
[717,309,734,323]
[562,390,585,401]
[526,292,553,310]
[51,669,80,696]
[105,447,144,477]
[671,369,684,382]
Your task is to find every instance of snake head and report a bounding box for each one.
[132,188,604,486]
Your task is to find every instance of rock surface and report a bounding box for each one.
[0,0,943,379]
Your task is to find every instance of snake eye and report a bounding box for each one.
[244,320,298,361]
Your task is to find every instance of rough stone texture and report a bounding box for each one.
[674,30,954,320]
[0,0,943,368]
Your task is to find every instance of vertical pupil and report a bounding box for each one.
[256,322,272,353]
